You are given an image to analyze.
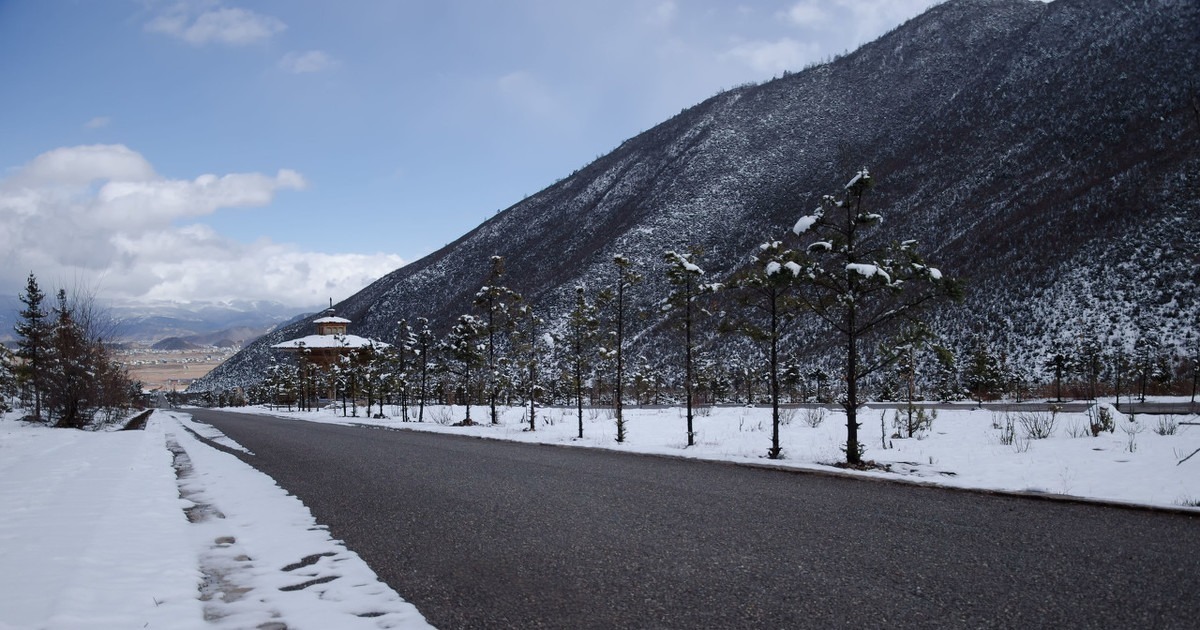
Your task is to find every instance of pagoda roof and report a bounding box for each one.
[272,334,387,350]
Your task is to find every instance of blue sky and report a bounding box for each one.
[0,0,946,307]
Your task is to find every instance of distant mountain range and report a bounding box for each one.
[0,297,316,348]
[194,0,1199,393]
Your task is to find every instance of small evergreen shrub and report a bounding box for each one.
[1087,405,1115,437]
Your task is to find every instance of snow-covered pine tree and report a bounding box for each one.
[473,256,522,425]
[1074,331,1106,401]
[265,357,298,411]
[662,248,715,447]
[0,345,16,412]
[46,289,94,428]
[15,273,50,422]
[1187,334,1199,404]
[889,326,934,437]
[929,345,962,402]
[292,342,315,411]
[414,317,435,422]
[511,304,545,431]
[604,254,642,444]
[1132,330,1168,402]
[727,240,804,460]
[444,314,485,424]
[964,337,1004,403]
[1043,340,1073,402]
[359,342,387,418]
[789,168,960,466]
[562,285,600,439]
[390,319,417,420]
[1109,342,1131,407]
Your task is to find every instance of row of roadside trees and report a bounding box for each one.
[244,168,1198,465]
[232,167,1197,466]
[254,168,964,466]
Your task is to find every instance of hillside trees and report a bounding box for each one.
[788,168,960,465]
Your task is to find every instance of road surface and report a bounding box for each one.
[189,409,1199,629]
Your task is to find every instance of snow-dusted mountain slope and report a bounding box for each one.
[194,0,1199,392]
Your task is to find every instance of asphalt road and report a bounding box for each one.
[189,409,1200,629]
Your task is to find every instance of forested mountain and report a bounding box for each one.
[193,0,1200,395]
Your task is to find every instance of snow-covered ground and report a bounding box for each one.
[233,399,1200,510]
[1,400,1195,629]
[0,410,431,630]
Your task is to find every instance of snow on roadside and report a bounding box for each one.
[0,411,432,630]
[160,410,431,629]
[222,402,1200,511]
[0,411,202,629]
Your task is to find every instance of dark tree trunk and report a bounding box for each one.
[768,293,781,460]
[615,281,626,443]
[685,283,695,447]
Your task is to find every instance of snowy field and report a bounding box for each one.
[232,400,1200,510]
[0,410,431,630]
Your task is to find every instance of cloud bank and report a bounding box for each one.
[0,145,403,306]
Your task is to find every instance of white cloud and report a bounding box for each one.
[724,38,820,76]
[95,169,307,227]
[809,0,938,49]
[0,145,402,306]
[84,116,111,129]
[10,144,156,188]
[722,0,938,77]
[783,2,829,26]
[146,6,285,46]
[279,50,338,74]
